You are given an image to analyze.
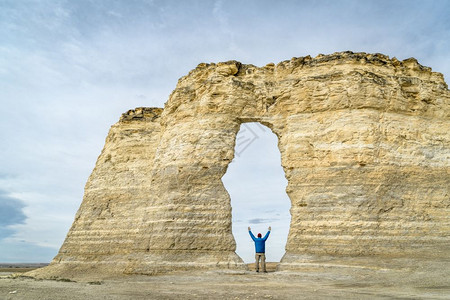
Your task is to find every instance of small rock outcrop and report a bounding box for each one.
[30,52,450,278]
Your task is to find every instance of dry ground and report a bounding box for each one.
[1,260,449,299]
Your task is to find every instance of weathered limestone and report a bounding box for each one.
[30,52,449,278]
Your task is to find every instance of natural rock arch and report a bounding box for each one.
[223,121,291,263]
[31,52,449,278]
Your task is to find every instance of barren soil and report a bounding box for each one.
[1,259,449,299]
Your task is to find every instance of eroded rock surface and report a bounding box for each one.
[30,52,449,278]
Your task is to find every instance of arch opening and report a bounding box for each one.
[222,122,291,264]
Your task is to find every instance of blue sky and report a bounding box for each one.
[1,0,449,263]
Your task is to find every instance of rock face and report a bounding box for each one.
[31,52,449,278]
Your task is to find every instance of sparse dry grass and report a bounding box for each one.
[0,268,38,273]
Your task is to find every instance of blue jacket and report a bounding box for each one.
[249,230,270,253]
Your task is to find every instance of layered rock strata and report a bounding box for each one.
[31,52,450,278]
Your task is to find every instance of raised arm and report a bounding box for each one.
[262,227,271,241]
[248,227,256,241]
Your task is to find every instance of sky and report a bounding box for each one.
[1,0,449,263]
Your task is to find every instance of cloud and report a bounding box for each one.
[248,218,278,225]
[0,190,27,239]
[0,239,56,263]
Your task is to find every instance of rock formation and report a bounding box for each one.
[30,52,449,278]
